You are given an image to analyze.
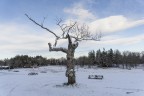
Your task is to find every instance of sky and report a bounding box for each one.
[0,0,144,59]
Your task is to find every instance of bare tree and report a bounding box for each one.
[25,14,101,85]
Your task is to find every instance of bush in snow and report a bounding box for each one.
[40,71,47,73]
[28,72,38,75]
[13,70,19,72]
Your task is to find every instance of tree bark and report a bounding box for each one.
[65,34,78,85]
[66,48,76,84]
[48,34,78,85]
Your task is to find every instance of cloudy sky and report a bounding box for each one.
[0,0,144,59]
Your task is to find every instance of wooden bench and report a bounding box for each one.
[88,75,103,79]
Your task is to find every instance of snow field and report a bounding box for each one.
[0,66,144,96]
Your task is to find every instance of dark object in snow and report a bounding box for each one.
[0,66,13,70]
[13,70,19,72]
[28,72,38,75]
[88,75,103,79]
[40,71,47,73]
[126,92,134,94]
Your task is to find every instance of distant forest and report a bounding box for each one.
[0,48,144,69]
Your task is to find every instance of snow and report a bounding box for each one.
[0,66,144,96]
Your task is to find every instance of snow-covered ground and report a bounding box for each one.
[0,66,144,96]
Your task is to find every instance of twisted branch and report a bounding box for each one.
[25,14,60,38]
[48,43,68,53]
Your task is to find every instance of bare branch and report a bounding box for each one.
[56,19,77,38]
[25,14,59,38]
[48,43,68,53]
[69,23,102,42]
[67,22,77,34]
[25,14,101,48]
[56,18,66,37]
[67,34,72,44]
[41,16,46,26]
[54,37,59,46]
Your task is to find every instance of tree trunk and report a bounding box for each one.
[65,34,78,85]
[66,49,76,84]
[48,34,78,85]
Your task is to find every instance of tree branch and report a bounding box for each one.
[70,24,102,42]
[41,16,46,26]
[56,19,77,38]
[67,34,72,45]
[67,22,77,34]
[48,43,68,53]
[56,18,67,37]
[25,14,60,38]
[25,14,101,49]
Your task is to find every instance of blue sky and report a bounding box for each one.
[0,0,144,59]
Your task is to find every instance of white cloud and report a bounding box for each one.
[0,23,60,56]
[89,15,144,34]
[82,34,144,47]
[64,3,96,22]
[64,3,144,35]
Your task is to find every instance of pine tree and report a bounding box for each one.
[100,48,108,67]
[96,49,101,66]
[88,50,96,68]
[107,49,114,67]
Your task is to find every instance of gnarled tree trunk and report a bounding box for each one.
[48,34,78,85]
[66,50,75,84]
[66,45,76,84]
[65,34,78,84]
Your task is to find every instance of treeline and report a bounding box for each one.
[0,55,67,68]
[0,49,144,69]
[76,49,144,69]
